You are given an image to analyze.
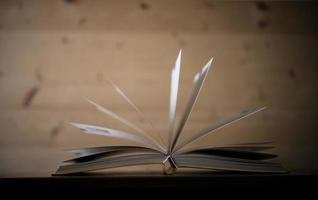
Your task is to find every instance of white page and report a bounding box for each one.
[170,58,213,152]
[167,50,182,153]
[107,79,166,149]
[107,79,150,125]
[83,98,166,153]
[173,107,266,153]
[66,146,155,157]
[70,122,163,153]
[83,97,146,134]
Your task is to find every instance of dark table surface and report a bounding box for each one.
[1,172,317,197]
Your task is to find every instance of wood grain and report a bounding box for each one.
[0,0,317,177]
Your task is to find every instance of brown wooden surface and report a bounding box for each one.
[0,0,317,177]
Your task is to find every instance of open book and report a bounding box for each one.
[54,50,286,175]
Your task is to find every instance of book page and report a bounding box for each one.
[167,50,182,153]
[173,107,266,153]
[66,146,158,157]
[70,123,163,152]
[83,98,166,153]
[107,79,166,150]
[170,58,213,152]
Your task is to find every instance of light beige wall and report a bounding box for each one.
[0,0,317,176]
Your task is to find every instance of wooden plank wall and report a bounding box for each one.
[0,0,317,176]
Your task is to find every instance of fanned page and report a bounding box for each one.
[69,123,162,153]
[168,50,182,153]
[82,98,165,153]
[173,107,266,153]
[66,146,158,157]
[107,79,166,148]
[170,58,213,152]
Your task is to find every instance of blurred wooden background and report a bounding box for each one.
[0,0,317,176]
